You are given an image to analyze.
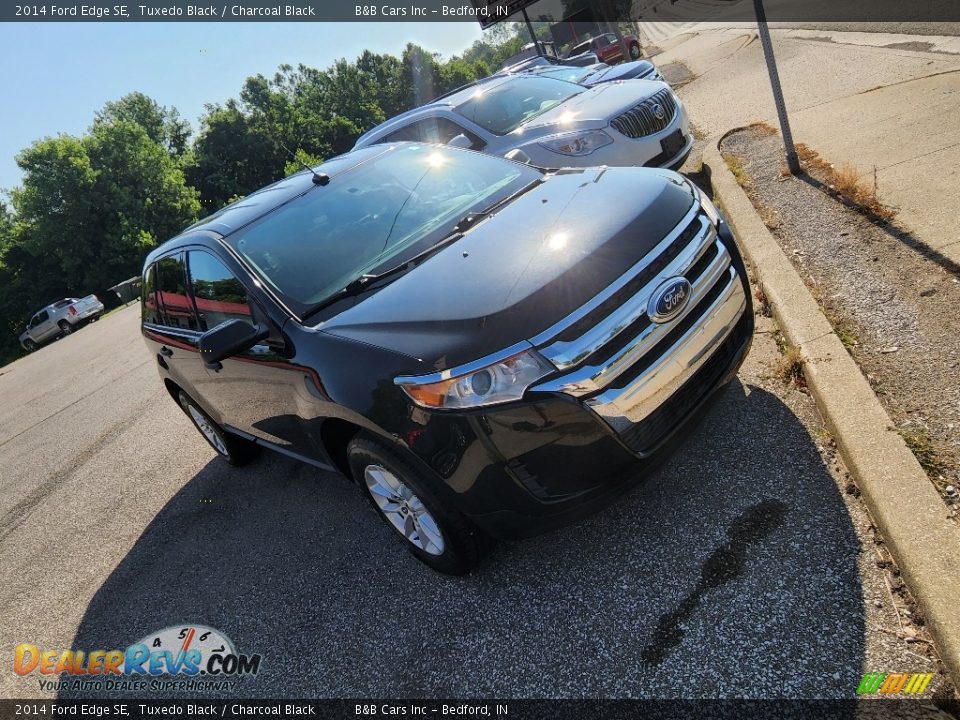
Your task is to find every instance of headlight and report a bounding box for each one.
[538,130,613,156]
[695,185,722,227]
[397,348,554,410]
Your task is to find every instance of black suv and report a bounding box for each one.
[141,143,753,574]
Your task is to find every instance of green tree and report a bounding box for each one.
[94,91,192,158]
[10,121,199,298]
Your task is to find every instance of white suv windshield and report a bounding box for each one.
[454,77,583,135]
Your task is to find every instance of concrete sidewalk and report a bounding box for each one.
[645,25,960,266]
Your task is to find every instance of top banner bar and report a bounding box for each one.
[4,0,960,22]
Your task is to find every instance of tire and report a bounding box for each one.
[58,320,73,335]
[177,390,260,466]
[630,42,642,60]
[23,339,38,352]
[347,433,492,575]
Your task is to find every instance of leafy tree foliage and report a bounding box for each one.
[94,91,192,158]
[0,27,525,363]
[0,121,199,363]
[187,29,526,209]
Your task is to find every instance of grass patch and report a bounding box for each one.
[827,312,860,350]
[722,152,750,188]
[833,322,859,351]
[773,343,806,388]
[820,304,861,351]
[773,326,787,354]
[753,285,772,317]
[897,427,946,478]
[794,143,896,222]
[813,425,836,447]
[759,205,779,229]
[748,121,778,137]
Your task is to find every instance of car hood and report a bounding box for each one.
[585,61,656,85]
[510,80,668,136]
[319,167,696,373]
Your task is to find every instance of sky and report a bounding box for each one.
[0,22,485,193]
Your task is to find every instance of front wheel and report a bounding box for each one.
[347,433,492,575]
[178,391,259,466]
[23,339,38,352]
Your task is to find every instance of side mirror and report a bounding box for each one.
[198,319,269,367]
[447,133,473,149]
[504,148,532,165]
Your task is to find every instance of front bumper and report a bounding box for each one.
[520,100,691,170]
[470,311,750,540]
[399,220,753,540]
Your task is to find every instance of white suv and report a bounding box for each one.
[353,74,692,171]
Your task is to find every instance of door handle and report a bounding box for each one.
[160,346,173,357]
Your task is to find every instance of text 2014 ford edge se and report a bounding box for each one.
[141,143,753,574]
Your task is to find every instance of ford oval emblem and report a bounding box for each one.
[648,277,692,324]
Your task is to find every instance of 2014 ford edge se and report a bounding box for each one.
[141,143,753,574]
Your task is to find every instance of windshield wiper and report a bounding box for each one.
[302,178,544,320]
[302,229,467,319]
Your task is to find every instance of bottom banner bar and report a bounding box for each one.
[2,699,960,720]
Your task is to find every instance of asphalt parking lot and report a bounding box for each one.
[0,301,949,699]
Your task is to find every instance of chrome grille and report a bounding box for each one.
[529,202,747,438]
[610,89,677,138]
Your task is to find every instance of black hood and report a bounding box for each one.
[319,166,696,372]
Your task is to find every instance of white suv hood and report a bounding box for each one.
[510,79,668,136]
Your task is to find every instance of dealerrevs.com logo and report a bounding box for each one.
[14,625,262,693]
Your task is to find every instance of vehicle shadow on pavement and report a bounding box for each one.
[63,380,864,699]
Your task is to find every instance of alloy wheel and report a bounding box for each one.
[186,403,228,456]
[364,464,445,556]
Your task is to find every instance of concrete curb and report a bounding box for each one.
[704,137,960,688]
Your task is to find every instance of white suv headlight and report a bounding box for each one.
[397,348,554,410]
[538,130,613,156]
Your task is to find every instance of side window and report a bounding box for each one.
[36,310,49,324]
[378,123,422,144]
[157,254,198,330]
[141,263,163,325]
[420,117,487,151]
[187,251,253,332]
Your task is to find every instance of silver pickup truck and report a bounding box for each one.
[19,295,105,351]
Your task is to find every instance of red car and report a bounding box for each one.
[568,33,642,65]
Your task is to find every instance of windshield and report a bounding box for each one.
[454,77,584,135]
[224,144,540,316]
[536,66,595,84]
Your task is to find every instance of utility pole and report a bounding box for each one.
[754,0,799,173]
[521,6,542,56]
[600,0,632,63]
